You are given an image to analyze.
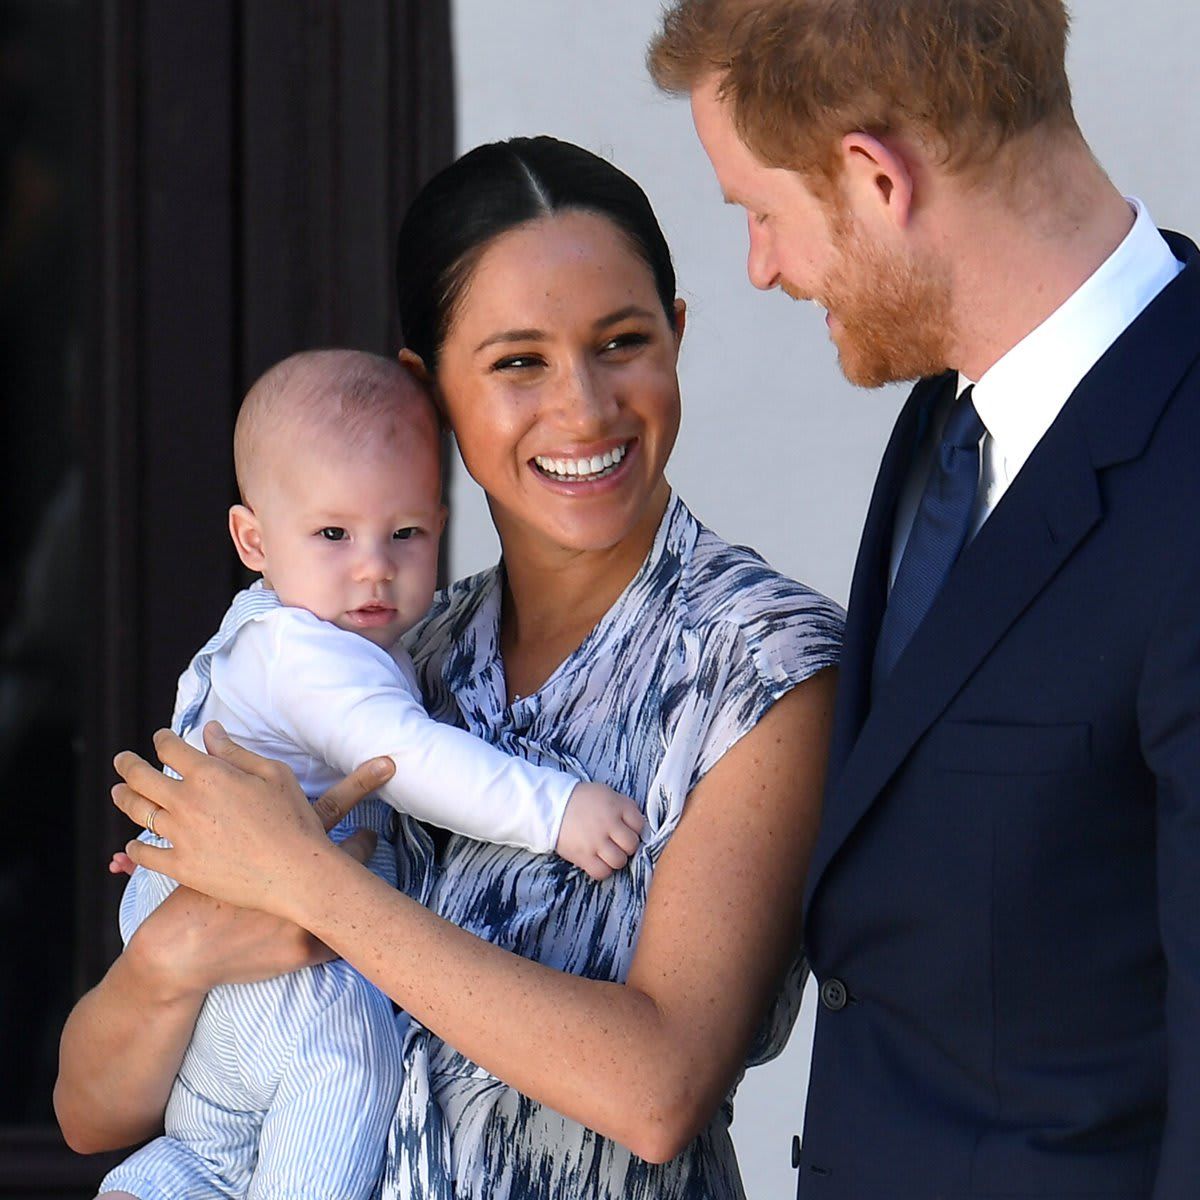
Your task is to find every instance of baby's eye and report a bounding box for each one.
[318,527,347,541]
[393,527,417,541]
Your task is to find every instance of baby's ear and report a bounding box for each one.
[228,504,266,572]
[397,347,430,384]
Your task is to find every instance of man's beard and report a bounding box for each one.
[814,211,955,388]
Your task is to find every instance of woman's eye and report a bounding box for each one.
[601,332,651,355]
[492,354,543,372]
[393,527,417,541]
[318,527,347,541]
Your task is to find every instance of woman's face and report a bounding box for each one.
[434,210,684,558]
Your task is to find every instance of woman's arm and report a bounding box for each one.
[117,669,834,1162]
[54,762,390,1154]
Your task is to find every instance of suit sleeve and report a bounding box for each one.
[238,611,577,854]
[1138,550,1200,1199]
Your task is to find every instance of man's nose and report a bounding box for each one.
[746,217,780,292]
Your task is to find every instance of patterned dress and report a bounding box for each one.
[382,494,843,1200]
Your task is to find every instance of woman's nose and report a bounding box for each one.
[554,362,618,432]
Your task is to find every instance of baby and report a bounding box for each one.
[99,350,643,1200]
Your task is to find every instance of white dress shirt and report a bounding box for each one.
[889,198,1183,586]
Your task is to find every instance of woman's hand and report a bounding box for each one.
[56,745,395,1154]
[111,722,394,918]
[127,871,350,996]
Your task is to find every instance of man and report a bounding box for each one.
[650,2,1200,1196]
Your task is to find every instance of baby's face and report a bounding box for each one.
[253,435,445,648]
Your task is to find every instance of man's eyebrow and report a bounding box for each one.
[474,328,545,353]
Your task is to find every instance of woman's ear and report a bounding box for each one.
[229,504,267,573]
[672,298,687,347]
[398,347,430,384]
[399,347,448,424]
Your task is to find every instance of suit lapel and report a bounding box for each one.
[827,374,953,781]
[806,231,1200,915]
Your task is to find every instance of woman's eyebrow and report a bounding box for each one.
[473,305,657,355]
[474,328,545,353]
[593,305,657,330]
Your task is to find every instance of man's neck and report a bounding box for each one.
[943,148,1135,381]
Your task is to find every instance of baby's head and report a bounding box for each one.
[229,349,445,648]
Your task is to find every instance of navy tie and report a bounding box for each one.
[873,385,985,689]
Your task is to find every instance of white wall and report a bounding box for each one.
[448,4,1199,1197]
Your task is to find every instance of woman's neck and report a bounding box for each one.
[495,483,671,699]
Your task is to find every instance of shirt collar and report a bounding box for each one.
[962,198,1183,468]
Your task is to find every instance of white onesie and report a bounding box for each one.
[99,583,581,1200]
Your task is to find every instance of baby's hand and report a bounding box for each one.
[108,850,137,876]
[555,783,644,881]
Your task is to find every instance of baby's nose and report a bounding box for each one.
[357,547,395,581]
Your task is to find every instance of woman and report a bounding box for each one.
[57,138,842,1198]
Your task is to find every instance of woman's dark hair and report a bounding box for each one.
[395,136,677,372]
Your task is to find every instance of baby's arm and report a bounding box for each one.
[554,783,644,880]
[248,612,643,878]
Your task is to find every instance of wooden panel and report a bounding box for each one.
[241,0,336,373]
[0,0,455,1190]
[240,0,454,374]
[137,0,241,728]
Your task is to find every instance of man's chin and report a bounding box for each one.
[834,334,938,389]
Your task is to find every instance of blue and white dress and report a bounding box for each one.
[383,493,843,1200]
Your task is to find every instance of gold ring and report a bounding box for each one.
[145,806,159,837]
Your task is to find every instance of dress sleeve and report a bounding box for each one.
[690,585,843,790]
[236,612,578,853]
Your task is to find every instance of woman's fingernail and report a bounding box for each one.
[373,757,394,779]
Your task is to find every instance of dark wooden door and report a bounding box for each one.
[0,2,454,1193]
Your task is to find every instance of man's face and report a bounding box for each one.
[689,76,952,386]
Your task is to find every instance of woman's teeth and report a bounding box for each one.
[534,443,628,481]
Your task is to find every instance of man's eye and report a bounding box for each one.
[393,527,417,541]
[318,527,347,541]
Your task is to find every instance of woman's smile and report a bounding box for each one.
[531,438,635,485]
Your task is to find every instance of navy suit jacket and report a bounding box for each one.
[797,231,1200,1199]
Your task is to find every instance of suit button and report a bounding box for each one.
[820,977,848,1011]
[791,1134,801,1169]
